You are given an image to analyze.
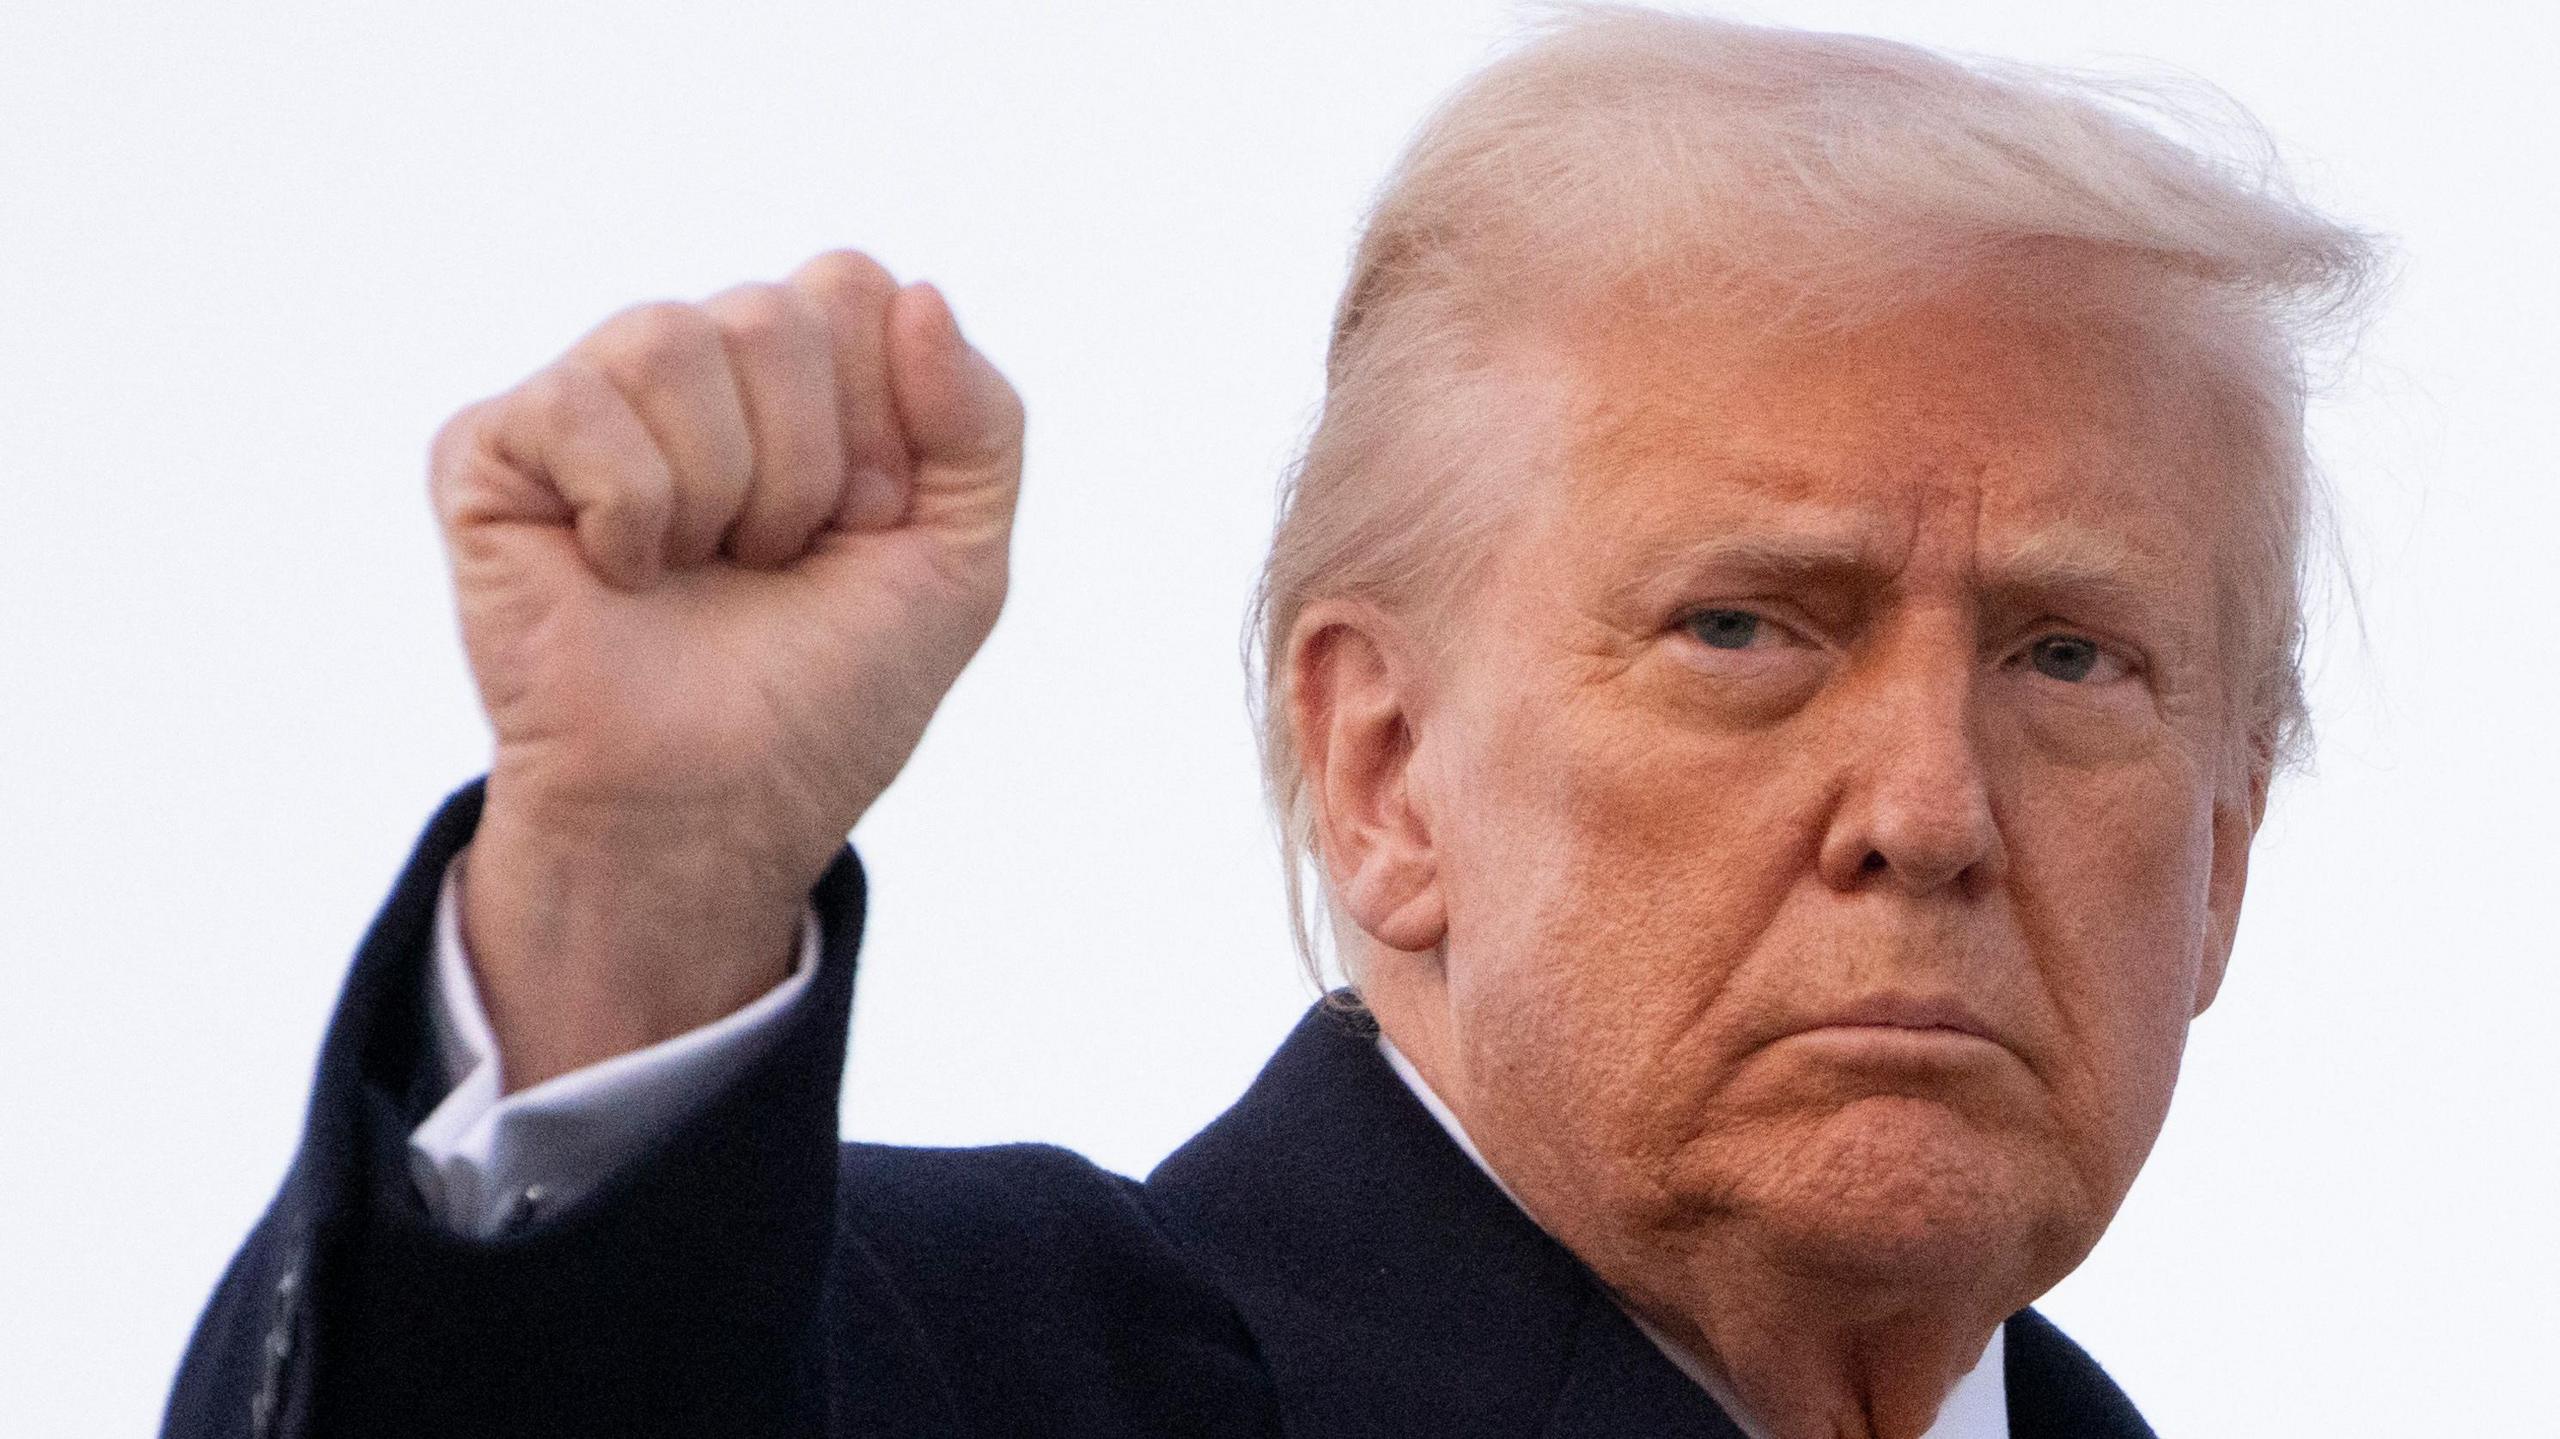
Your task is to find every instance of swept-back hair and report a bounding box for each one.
[1247,5,2382,986]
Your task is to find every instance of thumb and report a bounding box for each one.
[886,281,1026,540]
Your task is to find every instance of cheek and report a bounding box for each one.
[1433,670,1825,1155]
[2001,761,2217,1184]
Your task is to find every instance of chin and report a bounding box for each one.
[1704,1096,2078,1288]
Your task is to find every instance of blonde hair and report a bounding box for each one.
[1246,5,2382,986]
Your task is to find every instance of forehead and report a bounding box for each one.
[1526,300,2239,585]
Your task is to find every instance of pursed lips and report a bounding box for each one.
[1809,994,1998,1038]
[1777,995,2019,1063]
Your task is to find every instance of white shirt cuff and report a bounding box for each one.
[406,847,822,1238]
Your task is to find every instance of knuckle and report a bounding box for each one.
[425,400,497,514]
[598,300,722,389]
[794,248,897,310]
[524,363,670,512]
[588,463,671,532]
[427,399,491,478]
[526,360,622,437]
[587,480,653,527]
[709,284,812,355]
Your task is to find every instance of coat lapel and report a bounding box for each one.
[1148,1000,2156,1438]
[1537,1284,1752,1439]
[2001,1309,2157,1439]
[1147,1001,1745,1439]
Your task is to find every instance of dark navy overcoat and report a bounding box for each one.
[163,783,2154,1437]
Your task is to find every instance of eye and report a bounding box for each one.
[1684,608,1767,651]
[2016,633,2129,684]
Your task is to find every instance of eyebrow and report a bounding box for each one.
[1978,528,2149,593]
[1604,524,2167,618]
[1598,529,1882,614]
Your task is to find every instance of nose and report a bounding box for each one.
[1815,664,2006,898]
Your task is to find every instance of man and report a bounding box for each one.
[165,9,2376,1438]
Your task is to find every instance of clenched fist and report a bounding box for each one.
[428,251,1024,1089]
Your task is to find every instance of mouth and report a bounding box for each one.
[1776,996,2012,1066]
[1736,996,2030,1113]
[1804,995,1998,1040]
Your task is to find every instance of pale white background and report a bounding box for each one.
[2,1,2552,1434]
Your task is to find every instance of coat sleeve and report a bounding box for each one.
[159,780,951,1439]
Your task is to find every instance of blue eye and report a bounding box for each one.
[2027,635,2101,682]
[1686,609,1761,650]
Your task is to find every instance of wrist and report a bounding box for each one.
[460,778,819,1091]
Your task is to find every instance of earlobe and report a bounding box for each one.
[1346,863,1448,954]
[1289,603,1450,957]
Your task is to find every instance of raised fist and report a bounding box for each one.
[427,251,1024,1086]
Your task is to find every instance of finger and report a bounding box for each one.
[785,250,913,531]
[701,283,844,569]
[445,360,675,590]
[885,280,1027,542]
[572,301,754,567]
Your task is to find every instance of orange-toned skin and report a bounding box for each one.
[1301,300,2266,1439]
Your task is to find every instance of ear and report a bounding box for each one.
[2195,740,2273,1018]
[1288,600,1448,955]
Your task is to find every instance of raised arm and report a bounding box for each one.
[437,251,1023,1089]
[165,252,1025,1439]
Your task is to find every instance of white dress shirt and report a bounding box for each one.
[406,850,821,1237]
[407,852,2004,1435]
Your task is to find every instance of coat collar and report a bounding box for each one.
[1148,1000,2153,1439]
[1147,1000,1745,1439]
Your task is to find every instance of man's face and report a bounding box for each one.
[1397,297,2261,1310]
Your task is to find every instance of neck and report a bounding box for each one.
[1613,1254,2009,1439]
[1367,982,2025,1439]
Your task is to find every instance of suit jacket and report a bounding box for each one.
[163,782,2157,1437]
